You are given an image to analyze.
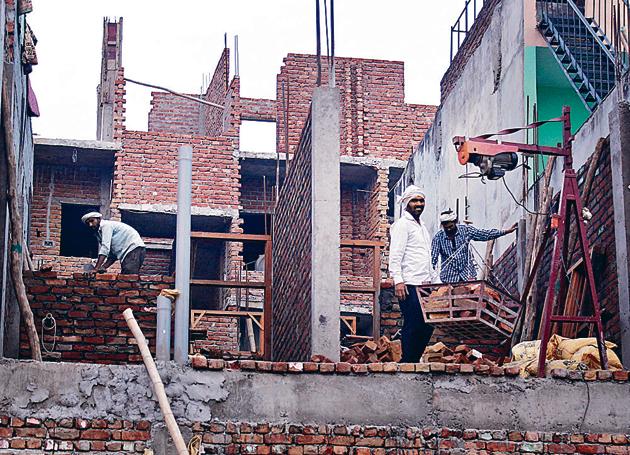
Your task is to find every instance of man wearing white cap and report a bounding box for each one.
[81,212,146,275]
[431,209,517,283]
[388,185,436,362]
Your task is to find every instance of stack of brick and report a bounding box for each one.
[21,272,172,363]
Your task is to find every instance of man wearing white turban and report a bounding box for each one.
[81,212,146,276]
[431,209,517,283]
[388,185,436,362]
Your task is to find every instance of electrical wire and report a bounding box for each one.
[501,176,549,216]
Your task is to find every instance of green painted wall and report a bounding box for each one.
[524,46,591,181]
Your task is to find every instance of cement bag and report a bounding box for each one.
[511,335,564,362]
[511,340,540,362]
[502,360,534,378]
[571,345,623,370]
[523,359,585,377]
[556,337,617,360]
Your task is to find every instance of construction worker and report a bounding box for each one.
[81,212,146,275]
[431,210,517,283]
[388,185,436,363]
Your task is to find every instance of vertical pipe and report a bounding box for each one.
[316,0,322,86]
[156,294,172,361]
[174,145,192,366]
[330,0,335,87]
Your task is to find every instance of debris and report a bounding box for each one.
[339,336,402,364]
[421,342,497,367]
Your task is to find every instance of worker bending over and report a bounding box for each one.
[431,210,516,283]
[388,185,436,363]
[81,212,146,275]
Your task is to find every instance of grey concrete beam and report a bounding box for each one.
[117,203,238,219]
[34,138,121,151]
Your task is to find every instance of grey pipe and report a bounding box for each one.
[156,295,172,361]
[174,145,192,365]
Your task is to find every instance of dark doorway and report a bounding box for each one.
[60,203,100,258]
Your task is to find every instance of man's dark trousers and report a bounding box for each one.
[399,284,434,362]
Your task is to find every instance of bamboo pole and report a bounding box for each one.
[123,309,188,455]
[2,76,41,361]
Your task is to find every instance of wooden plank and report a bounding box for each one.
[340,239,384,247]
[191,232,271,242]
[246,318,257,352]
[263,239,273,360]
[190,309,262,318]
[190,279,266,289]
[372,245,382,341]
[340,286,377,293]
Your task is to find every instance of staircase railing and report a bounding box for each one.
[585,0,629,66]
[539,0,623,107]
[450,0,486,62]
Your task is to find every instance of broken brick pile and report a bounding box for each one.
[2,416,630,454]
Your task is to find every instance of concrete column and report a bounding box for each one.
[310,86,341,361]
[609,99,630,365]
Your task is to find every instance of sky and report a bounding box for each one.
[28,1,466,141]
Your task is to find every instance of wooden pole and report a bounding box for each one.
[2,76,41,361]
[123,309,188,455]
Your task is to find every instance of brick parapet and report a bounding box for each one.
[189,355,630,383]
[440,0,501,102]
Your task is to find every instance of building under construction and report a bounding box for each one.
[2,0,630,453]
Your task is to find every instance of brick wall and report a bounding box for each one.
[241,175,275,213]
[202,48,230,137]
[147,92,201,135]
[191,314,240,354]
[113,131,239,210]
[440,0,501,102]
[113,68,126,141]
[30,164,109,258]
[277,54,436,161]
[240,97,276,121]
[492,140,620,347]
[272,113,313,361]
[21,272,173,363]
[4,414,630,454]
[0,416,150,453]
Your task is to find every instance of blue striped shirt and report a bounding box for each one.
[431,224,507,283]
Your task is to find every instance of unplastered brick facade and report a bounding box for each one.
[26,16,438,355]
[113,131,240,210]
[3,415,630,454]
[21,272,172,363]
[271,115,313,361]
[30,164,110,258]
[277,54,436,161]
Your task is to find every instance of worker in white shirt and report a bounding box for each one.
[81,212,146,276]
[388,185,435,362]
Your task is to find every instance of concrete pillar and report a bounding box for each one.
[96,18,123,141]
[609,99,630,365]
[310,86,341,361]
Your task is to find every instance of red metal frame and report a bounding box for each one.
[454,106,609,377]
